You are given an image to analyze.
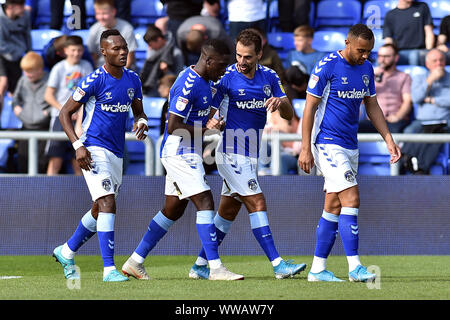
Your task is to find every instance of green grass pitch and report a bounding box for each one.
[1,255,449,300]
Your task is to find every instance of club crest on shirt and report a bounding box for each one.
[362,75,370,87]
[127,88,135,100]
[176,97,189,111]
[102,178,112,191]
[248,179,258,191]
[263,85,272,97]
[344,170,355,183]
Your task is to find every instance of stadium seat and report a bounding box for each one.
[130,0,166,28]
[31,29,64,53]
[396,65,428,78]
[312,30,347,53]
[315,0,362,30]
[0,139,14,172]
[85,0,95,27]
[358,141,391,175]
[134,27,148,65]
[70,29,90,44]
[363,0,398,28]
[369,28,384,61]
[1,96,22,129]
[267,0,315,32]
[34,0,51,28]
[422,0,450,28]
[267,32,295,52]
[430,143,449,175]
[292,99,306,118]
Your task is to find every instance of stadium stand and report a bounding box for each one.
[85,0,95,27]
[362,0,398,28]
[1,96,22,130]
[422,0,450,31]
[69,28,90,44]
[315,0,362,31]
[292,99,306,118]
[31,29,64,53]
[130,0,166,28]
[134,26,148,71]
[266,0,316,32]
[311,30,347,53]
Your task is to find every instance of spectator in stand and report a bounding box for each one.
[226,0,266,40]
[87,0,137,70]
[401,49,450,174]
[383,0,434,66]
[114,0,131,23]
[277,0,310,33]
[284,65,309,101]
[250,27,287,85]
[436,15,450,64]
[201,0,220,18]
[359,44,412,134]
[140,24,184,97]
[41,35,95,71]
[286,25,325,75]
[12,52,51,174]
[0,0,31,119]
[44,36,93,176]
[50,0,86,30]
[177,15,235,66]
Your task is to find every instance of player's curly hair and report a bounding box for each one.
[348,24,374,41]
[236,29,262,54]
[202,38,231,56]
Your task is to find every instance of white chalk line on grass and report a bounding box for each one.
[0,276,23,279]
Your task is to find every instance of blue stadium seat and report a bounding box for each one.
[1,96,22,129]
[134,27,148,67]
[422,0,450,28]
[267,32,295,51]
[267,0,315,32]
[70,29,90,44]
[312,30,347,53]
[34,0,51,28]
[85,0,95,27]
[430,143,449,175]
[0,139,14,171]
[396,65,428,78]
[292,99,305,118]
[363,0,398,28]
[369,28,384,61]
[358,141,391,175]
[315,0,362,30]
[31,29,64,53]
[130,0,166,28]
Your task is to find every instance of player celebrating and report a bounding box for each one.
[188,29,307,280]
[121,39,244,281]
[299,24,401,282]
[52,29,148,282]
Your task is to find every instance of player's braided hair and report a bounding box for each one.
[348,24,374,41]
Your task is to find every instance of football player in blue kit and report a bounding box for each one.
[189,29,307,280]
[52,29,148,282]
[121,39,245,281]
[299,24,401,282]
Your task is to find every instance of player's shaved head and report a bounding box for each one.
[100,29,123,47]
[201,38,231,58]
[347,24,374,42]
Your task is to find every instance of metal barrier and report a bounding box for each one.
[0,131,154,176]
[1,131,450,176]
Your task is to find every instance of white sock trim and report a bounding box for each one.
[81,210,97,232]
[195,257,208,266]
[61,243,75,259]
[347,255,361,272]
[341,207,359,216]
[131,252,145,264]
[97,212,115,232]
[310,256,327,273]
[271,257,283,267]
[209,259,222,269]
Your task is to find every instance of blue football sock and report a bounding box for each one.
[97,212,115,268]
[196,210,220,261]
[66,210,96,252]
[197,213,233,261]
[339,207,359,257]
[134,211,174,260]
[314,211,339,259]
[249,211,280,262]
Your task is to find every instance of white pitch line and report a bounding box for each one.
[0,276,23,279]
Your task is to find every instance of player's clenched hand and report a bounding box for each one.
[264,97,282,113]
[206,116,225,132]
[298,148,315,174]
[76,146,93,171]
[387,142,402,164]
[133,121,148,141]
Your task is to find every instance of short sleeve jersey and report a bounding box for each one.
[160,66,216,157]
[306,51,376,150]
[72,66,143,158]
[212,64,286,157]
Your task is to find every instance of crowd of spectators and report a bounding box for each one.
[1,0,449,175]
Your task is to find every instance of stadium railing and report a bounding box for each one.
[1,131,450,176]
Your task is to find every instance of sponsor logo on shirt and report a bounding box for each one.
[236,98,267,109]
[100,102,131,112]
[198,108,210,117]
[337,88,368,99]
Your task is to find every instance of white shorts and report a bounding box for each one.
[216,151,262,199]
[161,153,210,200]
[82,146,123,201]
[313,143,358,193]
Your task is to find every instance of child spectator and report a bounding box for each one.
[286,25,324,75]
[12,51,50,173]
[87,0,137,70]
[0,0,31,120]
[44,35,93,176]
